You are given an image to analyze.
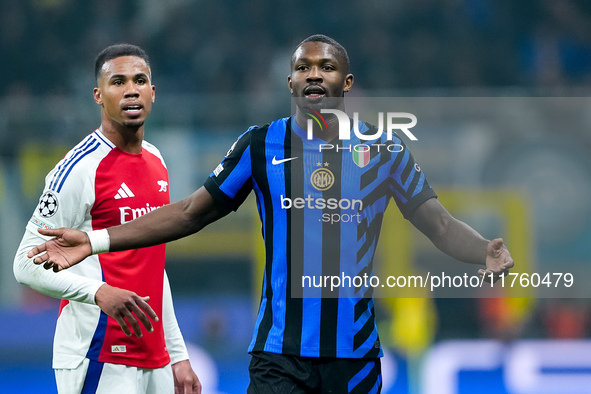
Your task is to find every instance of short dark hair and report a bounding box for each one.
[290,34,350,73]
[94,44,151,81]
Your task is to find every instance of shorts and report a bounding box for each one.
[247,351,382,394]
[54,358,173,394]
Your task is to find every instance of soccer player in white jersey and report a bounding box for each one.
[13,44,201,394]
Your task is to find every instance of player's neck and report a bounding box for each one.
[99,123,144,154]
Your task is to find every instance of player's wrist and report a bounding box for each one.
[86,229,110,254]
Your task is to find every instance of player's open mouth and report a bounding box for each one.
[304,85,326,98]
[123,105,143,116]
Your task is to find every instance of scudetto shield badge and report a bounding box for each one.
[352,149,370,168]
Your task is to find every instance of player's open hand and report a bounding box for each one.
[95,284,159,337]
[478,238,514,283]
[27,228,92,272]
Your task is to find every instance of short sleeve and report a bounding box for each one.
[389,141,437,219]
[204,128,255,211]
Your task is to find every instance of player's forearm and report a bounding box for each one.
[429,217,488,265]
[14,232,103,303]
[410,198,488,266]
[107,186,225,252]
[107,198,194,251]
[162,272,189,364]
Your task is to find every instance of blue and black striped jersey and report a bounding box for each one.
[204,116,436,359]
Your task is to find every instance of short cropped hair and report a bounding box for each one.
[290,34,350,73]
[94,44,151,81]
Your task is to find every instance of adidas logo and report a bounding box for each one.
[111,345,127,353]
[114,183,135,199]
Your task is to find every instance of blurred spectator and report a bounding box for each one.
[3,0,591,100]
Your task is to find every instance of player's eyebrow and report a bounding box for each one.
[296,57,336,63]
[294,57,340,70]
[108,72,150,81]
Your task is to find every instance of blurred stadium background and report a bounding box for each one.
[2,0,591,393]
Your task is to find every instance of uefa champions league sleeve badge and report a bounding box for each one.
[37,192,59,218]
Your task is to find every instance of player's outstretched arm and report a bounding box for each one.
[29,186,229,272]
[409,198,514,282]
[107,186,228,251]
[27,228,92,272]
[18,232,158,336]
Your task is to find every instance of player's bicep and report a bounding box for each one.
[182,186,232,228]
[13,229,103,302]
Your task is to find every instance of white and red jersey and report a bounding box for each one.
[14,129,187,370]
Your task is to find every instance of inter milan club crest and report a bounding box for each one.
[311,165,335,191]
[352,149,370,168]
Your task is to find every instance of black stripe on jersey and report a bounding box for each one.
[353,309,375,352]
[319,148,343,357]
[250,125,276,352]
[321,147,343,287]
[360,139,393,191]
[283,122,305,355]
[356,212,385,263]
[357,213,368,242]
[204,179,252,212]
[319,300,339,358]
[356,295,380,358]
[389,145,438,218]
[360,181,390,217]
[400,155,415,187]
[361,314,381,359]
[354,296,371,322]
[357,184,389,264]
[355,262,374,286]
[388,142,406,180]
[349,358,382,394]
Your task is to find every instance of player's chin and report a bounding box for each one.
[122,119,145,128]
[295,96,329,111]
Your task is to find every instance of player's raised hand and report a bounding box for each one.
[478,238,514,283]
[95,284,159,337]
[27,228,92,272]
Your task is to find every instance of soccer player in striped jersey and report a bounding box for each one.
[14,44,201,394]
[28,35,513,393]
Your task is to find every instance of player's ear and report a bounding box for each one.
[287,75,293,94]
[151,85,156,103]
[93,87,103,106]
[343,73,354,93]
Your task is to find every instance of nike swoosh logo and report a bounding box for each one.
[272,156,298,165]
